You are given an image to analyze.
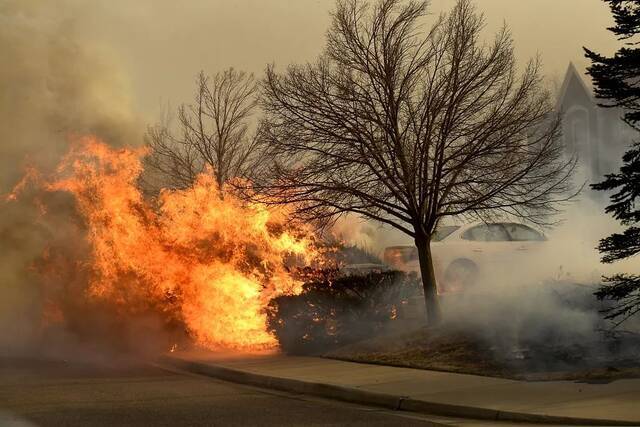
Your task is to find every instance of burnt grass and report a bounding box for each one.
[325,327,508,378]
[324,325,640,382]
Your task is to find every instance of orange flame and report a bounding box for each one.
[28,136,316,350]
[5,165,40,202]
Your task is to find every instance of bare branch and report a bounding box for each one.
[144,68,263,194]
[258,0,574,236]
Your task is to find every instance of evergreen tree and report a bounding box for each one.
[585,0,640,324]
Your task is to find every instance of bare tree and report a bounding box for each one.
[258,0,576,325]
[145,69,261,192]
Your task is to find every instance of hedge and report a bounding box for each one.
[266,269,421,354]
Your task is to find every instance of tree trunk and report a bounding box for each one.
[415,234,442,326]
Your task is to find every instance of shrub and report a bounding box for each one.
[266,269,421,354]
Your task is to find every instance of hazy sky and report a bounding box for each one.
[0,0,625,252]
[71,0,620,121]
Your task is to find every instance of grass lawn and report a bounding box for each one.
[324,326,640,382]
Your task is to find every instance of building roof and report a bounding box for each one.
[555,62,595,112]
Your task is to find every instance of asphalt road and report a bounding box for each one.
[0,358,448,427]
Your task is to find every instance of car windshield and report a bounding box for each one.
[432,226,460,242]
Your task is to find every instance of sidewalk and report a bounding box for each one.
[161,350,640,425]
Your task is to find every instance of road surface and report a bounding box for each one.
[0,357,449,427]
[0,357,570,426]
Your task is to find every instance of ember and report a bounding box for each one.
[10,136,317,351]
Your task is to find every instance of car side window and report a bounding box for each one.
[462,224,510,241]
[504,224,545,241]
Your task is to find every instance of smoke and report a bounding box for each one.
[331,197,640,374]
[436,199,640,373]
[331,214,413,256]
[0,0,140,184]
[0,0,143,359]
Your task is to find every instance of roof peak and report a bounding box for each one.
[555,62,594,111]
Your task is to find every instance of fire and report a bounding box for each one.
[5,165,40,202]
[13,136,316,351]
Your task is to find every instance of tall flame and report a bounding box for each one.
[25,136,315,350]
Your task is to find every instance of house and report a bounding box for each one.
[556,63,635,192]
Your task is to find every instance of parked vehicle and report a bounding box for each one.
[383,222,547,293]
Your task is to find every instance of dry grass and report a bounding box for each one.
[324,326,640,382]
[325,326,509,378]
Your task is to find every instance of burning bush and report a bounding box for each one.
[325,243,383,265]
[7,136,319,353]
[266,270,421,354]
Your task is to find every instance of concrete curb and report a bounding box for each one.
[159,355,640,426]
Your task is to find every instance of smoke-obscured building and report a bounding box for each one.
[556,63,635,194]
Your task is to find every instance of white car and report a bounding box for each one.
[383,222,547,293]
